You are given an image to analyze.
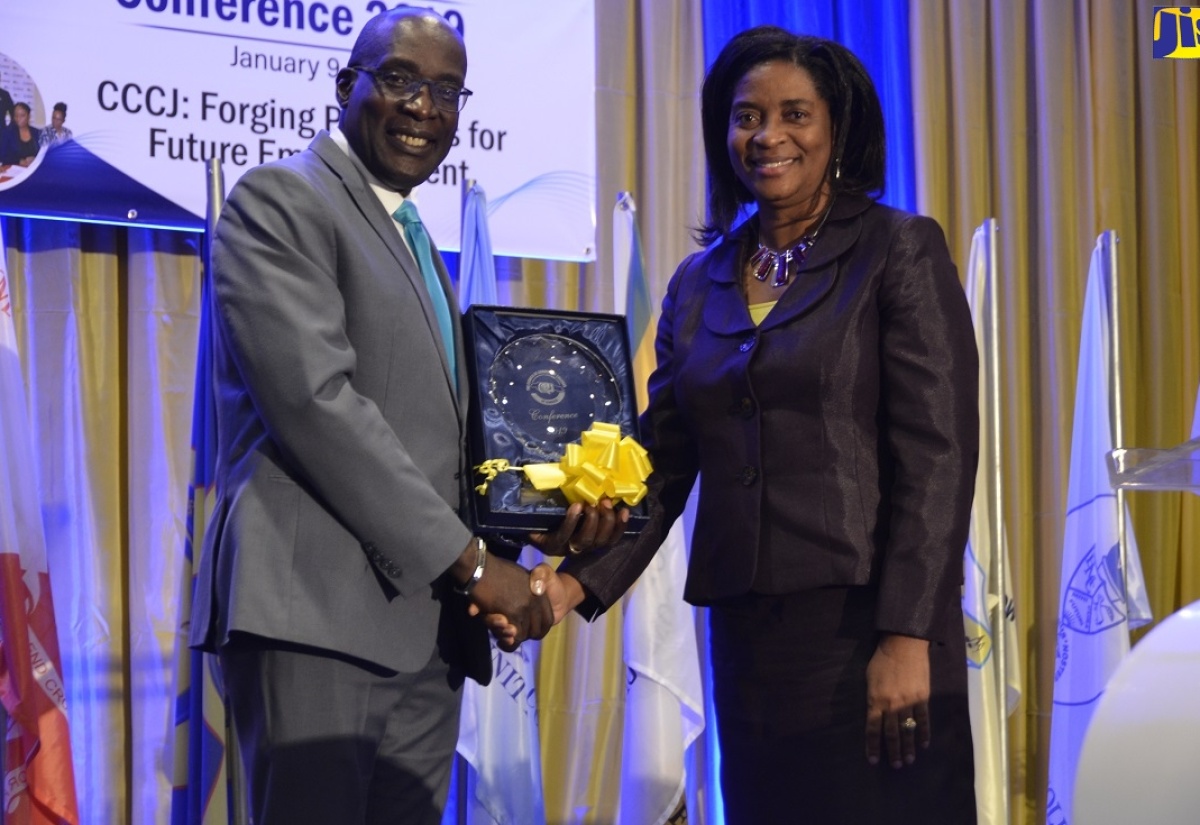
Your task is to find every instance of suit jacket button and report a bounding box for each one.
[739,466,758,485]
[739,336,755,353]
[729,397,753,418]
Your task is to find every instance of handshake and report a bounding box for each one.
[451,498,629,651]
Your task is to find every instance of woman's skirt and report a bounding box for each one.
[709,585,977,824]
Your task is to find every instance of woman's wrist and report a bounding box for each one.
[558,573,586,613]
[877,633,929,656]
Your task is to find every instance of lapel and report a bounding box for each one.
[310,133,463,417]
[701,238,754,336]
[702,195,871,337]
[758,196,867,333]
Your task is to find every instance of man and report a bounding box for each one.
[189,8,621,823]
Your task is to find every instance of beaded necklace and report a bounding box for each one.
[747,204,834,288]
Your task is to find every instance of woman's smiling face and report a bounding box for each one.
[727,60,833,219]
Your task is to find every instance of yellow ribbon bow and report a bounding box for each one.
[474,422,651,507]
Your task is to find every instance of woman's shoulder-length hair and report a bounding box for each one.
[697,26,886,246]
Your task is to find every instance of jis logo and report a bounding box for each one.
[1153,7,1200,58]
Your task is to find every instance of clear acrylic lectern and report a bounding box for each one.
[1074,436,1200,824]
[1107,436,1200,493]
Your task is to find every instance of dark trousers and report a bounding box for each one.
[710,587,977,825]
[219,636,462,825]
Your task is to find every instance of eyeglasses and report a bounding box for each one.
[349,66,472,113]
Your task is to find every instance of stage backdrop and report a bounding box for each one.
[0,0,597,261]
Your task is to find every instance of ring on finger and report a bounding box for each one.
[901,716,917,731]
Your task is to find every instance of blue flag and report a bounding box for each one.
[459,183,499,311]
[169,268,232,825]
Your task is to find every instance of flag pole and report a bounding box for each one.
[1,219,7,825]
[204,158,249,825]
[206,159,224,238]
[984,218,1011,825]
[1104,232,1131,618]
[613,191,633,314]
[455,175,474,825]
[462,177,475,221]
[461,176,476,249]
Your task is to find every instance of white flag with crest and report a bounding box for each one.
[962,220,1021,825]
[1046,233,1152,825]
[450,192,545,825]
[455,545,547,825]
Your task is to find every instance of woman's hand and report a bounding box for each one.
[527,498,629,556]
[864,633,931,769]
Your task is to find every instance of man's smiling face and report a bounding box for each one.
[337,12,465,195]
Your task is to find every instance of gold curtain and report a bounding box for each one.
[910,2,1200,822]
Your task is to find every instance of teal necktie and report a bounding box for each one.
[393,200,457,388]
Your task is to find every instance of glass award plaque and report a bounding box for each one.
[463,305,650,535]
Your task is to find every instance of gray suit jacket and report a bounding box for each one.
[190,132,489,680]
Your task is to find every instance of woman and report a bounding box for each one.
[0,103,41,167]
[39,102,73,148]
[495,26,979,823]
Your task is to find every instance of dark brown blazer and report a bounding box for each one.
[562,195,979,642]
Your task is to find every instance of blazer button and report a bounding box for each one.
[739,466,758,486]
[728,397,754,417]
[739,335,755,353]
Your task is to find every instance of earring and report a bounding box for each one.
[834,158,842,180]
